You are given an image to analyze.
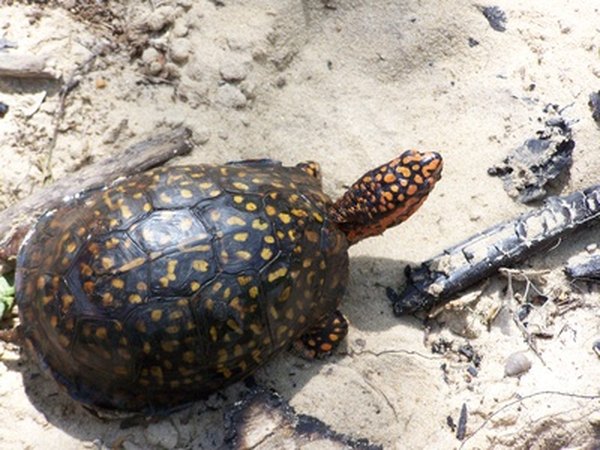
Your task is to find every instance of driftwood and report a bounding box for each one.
[0,127,193,272]
[0,54,60,79]
[389,185,600,315]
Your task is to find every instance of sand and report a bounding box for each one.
[0,1,599,449]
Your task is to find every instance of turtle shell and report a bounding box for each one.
[15,161,349,412]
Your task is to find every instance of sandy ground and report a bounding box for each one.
[0,1,599,449]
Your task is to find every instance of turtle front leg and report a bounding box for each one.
[293,310,348,360]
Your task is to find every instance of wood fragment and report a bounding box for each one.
[0,54,60,79]
[456,403,468,440]
[389,185,600,314]
[0,127,193,272]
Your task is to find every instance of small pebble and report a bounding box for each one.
[219,60,249,82]
[215,84,247,109]
[145,420,179,449]
[95,78,107,89]
[504,351,532,377]
[141,47,164,75]
[170,38,191,64]
[593,339,600,358]
[195,128,211,145]
[586,243,598,253]
[0,101,8,118]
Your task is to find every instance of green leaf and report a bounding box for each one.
[0,274,15,320]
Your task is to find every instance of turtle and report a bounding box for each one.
[14,150,442,414]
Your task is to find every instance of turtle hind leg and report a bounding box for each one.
[293,310,348,360]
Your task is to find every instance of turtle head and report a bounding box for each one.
[331,150,443,245]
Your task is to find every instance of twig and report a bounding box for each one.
[459,390,600,448]
[43,44,108,182]
[0,127,194,273]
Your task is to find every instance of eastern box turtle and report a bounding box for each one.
[15,151,442,413]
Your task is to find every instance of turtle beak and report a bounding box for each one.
[331,150,443,245]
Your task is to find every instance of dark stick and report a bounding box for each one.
[389,185,600,315]
[0,127,193,272]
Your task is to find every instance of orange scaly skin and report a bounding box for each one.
[331,150,443,245]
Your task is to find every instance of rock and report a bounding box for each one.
[141,47,164,75]
[194,128,211,145]
[215,84,247,109]
[219,61,249,82]
[143,7,175,32]
[504,352,532,377]
[145,420,179,449]
[170,38,191,64]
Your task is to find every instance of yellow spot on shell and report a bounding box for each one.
[151,310,163,321]
[312,212,324,223]
[102,293,114,306]
[249,286,259,298]
[191,281,200,291]
[161,340,178,352]
[279,286,291,302]
[62,294,74,310]
[143,342,151,353]
[121,204,133,219]
[183,351,195,363]
[129,294,142,304]
[265,205,276,216]
[50,315,58,327]
[268,267,288,283]
[210,326,218,341]
[181,218,193,231]
[234,232,249,242]
[232,181,249,190]
[217,348,228,363]
[237,275,252,286]
[227,216,246,226]
[236,250,252,260]
[193,260,209,272]
[199,182,213,189]
[58,335,70,347]
[269,306,279,319]
[250,323,262,334]
[245,202,257,211]
[101,257,114,270]
[159,192,172,203]
[95,327,107,339]
[66,241,77,253]
[252,219,269,230]
[227,319,243,334]
[233,195,244,204]
[264,235,275,244]
[112,278,125,289]
[181,189,193,198]
[261,248,273,260]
